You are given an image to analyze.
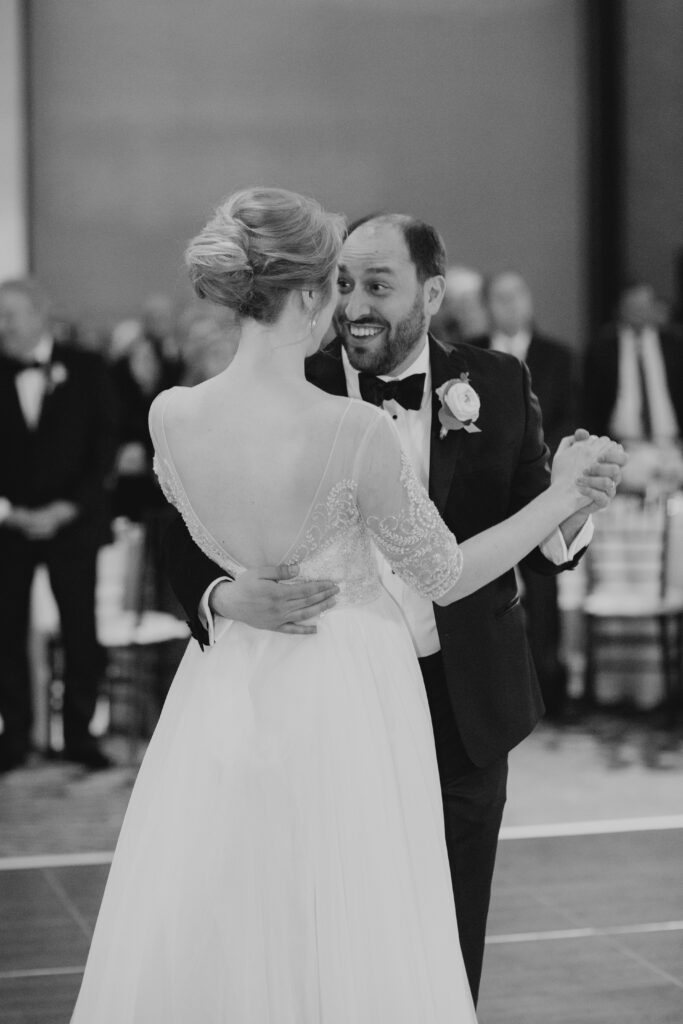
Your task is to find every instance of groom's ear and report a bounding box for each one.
[424,275,446,317]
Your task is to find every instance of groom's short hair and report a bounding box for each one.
[346,213,447,284]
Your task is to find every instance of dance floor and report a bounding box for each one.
[1,721,682,1023]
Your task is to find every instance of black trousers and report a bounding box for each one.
[418,652,508,1006]
[0,532,103,755]
[519,565,567,717]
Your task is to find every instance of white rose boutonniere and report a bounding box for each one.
[46,362,69,396]
[436,373,481,439]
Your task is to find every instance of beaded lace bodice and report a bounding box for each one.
[150,394,463,607]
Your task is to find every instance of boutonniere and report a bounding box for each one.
[436,373,481,439]
[45,362,68,395]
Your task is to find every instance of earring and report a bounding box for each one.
[310,316,318,332]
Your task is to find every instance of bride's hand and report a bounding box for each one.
[550,433,623,512]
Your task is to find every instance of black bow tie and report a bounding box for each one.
[358,372,426,411]
[4,356,50,376]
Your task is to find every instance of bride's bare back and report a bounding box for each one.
[151,377,360,568]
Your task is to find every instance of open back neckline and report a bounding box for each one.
[156,389,356,573]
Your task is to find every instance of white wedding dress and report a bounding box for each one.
[71,391,477,1023]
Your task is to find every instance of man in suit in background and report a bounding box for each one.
[0,279,118,772]
[468,270,578,719]
[430,264,488,348]
[583,281,683,442]
[161,216,624,1001]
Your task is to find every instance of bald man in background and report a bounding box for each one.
[470,270,578,720]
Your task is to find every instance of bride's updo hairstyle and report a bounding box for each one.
[185,187,345,325]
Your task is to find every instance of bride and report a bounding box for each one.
[71,187,613,1023]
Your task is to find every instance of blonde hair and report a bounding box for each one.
[185,187,345,324]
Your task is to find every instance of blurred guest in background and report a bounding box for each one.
[583,282,683,492]
[177,306,239,386]
[110,293,181,380]
[470,270,578,719]
[0,279,119,772]
[431,265,488,347]
[111,334,169,521]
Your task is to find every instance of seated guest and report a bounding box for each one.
[584,282,683,491]
[177,307,239,387]
[0,279,118,772]
[112,335,169,521]
[469,270,579,719]
[431,265,488,348]
[110,293,181,382]
[584,281,683,441]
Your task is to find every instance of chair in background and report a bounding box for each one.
[582,494,683,716]
[47,515,189,762]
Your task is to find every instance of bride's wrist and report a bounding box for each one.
[546,479,584,519]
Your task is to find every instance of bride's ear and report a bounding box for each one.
[300,289,317,315]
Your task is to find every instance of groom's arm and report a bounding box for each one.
[164,510,340,646]
[164,512,231,645]
[509,363,592,576]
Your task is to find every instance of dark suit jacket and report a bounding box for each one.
[163,336,586,766]
[0,343,119,549]
[469,332,577,455]
[583,326,683,438]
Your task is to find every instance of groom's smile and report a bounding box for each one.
[333,217,443,376]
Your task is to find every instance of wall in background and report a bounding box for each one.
[623,0,683,307]
[29,0,586,342]
[0,0,28,279]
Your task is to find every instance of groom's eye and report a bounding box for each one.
[337,278,352,293]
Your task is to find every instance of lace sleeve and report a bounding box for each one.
[354,410,463,601]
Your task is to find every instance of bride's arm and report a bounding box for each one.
[355,411,620,608]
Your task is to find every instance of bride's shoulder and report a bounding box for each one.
[148,385,193,439]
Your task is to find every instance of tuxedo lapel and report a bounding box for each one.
[0,362,32,437]
[428,336,470,513]
[305,339,349,396]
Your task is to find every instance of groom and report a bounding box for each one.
[164,214,623,1002]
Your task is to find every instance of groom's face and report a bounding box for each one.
[335,222,428,376]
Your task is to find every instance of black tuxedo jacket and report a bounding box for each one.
[583,326,683,438]
[165,335,586,766]
[469,332,577,455]
[0,344,119,549]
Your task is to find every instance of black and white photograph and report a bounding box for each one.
[1,2,682,1021]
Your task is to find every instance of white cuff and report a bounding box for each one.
[0,498,12,526]
[199,577,232,647]
[540,516,594,565]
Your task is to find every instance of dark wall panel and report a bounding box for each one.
[30,0,586,342]
[624,0,683,304]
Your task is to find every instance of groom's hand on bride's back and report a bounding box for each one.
[208,565,340,635]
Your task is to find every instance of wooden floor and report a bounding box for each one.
[2,719,683,1023]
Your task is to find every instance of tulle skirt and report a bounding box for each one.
[71,592,476,1023]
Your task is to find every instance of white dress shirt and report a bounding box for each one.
[200,338,592,649]
[15,335,54,429]
[343,339,440,656]
[609,327,679,442]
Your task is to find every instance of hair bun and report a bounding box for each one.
[185,187,345,324]
[185,208,257,313]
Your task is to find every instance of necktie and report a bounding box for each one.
[358,372,426,410]
[635,341,653,440]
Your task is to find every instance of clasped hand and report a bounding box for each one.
[552,429,627,515]
[6,501,79,540]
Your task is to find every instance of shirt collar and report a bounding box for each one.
[620,325,658,347]
[342,335,431,405]
[30,335,54,365]
[491,329,531,356]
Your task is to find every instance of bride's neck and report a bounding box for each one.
[225,316,309,383]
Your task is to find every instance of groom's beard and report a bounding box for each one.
[337,291,427,376]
